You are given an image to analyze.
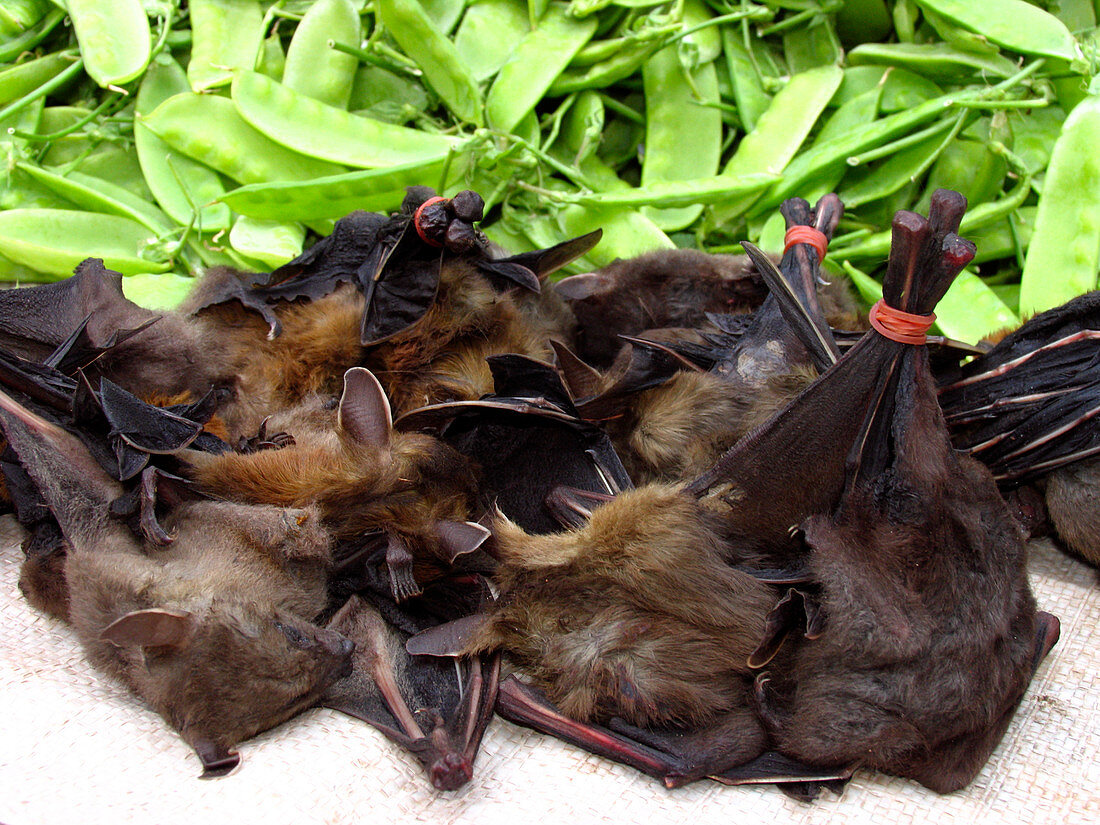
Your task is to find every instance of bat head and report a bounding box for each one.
[103,601,354,777]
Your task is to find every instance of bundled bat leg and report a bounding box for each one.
[323,595,499,791]
[0,386,355,777]
[750,191,1058,793]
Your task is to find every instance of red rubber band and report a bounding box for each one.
[868,299,935,345]
[783,225,828,263]
[413,196,449,247]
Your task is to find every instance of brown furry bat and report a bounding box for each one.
[182,368,485,602]
[0,389,354,777]
[454,484,774,735]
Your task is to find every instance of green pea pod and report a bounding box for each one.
[711,63,842,226]
[967,206,1035,265]
[781,18,842,74]
[348,65,430,121]
[641,33,722,230]
[559,89,604,164]
[217,156,462,220]
[135,54,231,231]
[376,0,483,125]
[913,0,1078,62]
[564,172,776,209]
[486,3,597,133]
[422,0,467,33]
[141,92,345,185]
[257,33,287,81]
[915,136,1007,215]
[930,269,1020,342]
[720,26,773,132]
[840,114,965,209]
[847,42,1019,81]
[801,84,882,203]
[66,0,151,87]
[454,0,530,82]
[122,272,197,311]
[835,0,891,46]
[15,161,174,236]
[232,71,463,168]
[229,216,305,268]
[0,51,77,106]
[0,209,171,277]
[919,7,1002,56]
[282,0,360,109]
[1020,93,1100,314]
[0,0,50,38]
[556,203,674,268]
[755,84,994,214]
[187,0,265,92]
[69,146,155,203]
[548,38,667,95]
[832,65,942,113]
[0,6,64,63]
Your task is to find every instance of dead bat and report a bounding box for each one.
[560,195,846,485]
[323,594,499,791]
[0,388,355,777]
[182,367,487,604]
[553,249,768,368]
[746,193,1059,793]
[412,482,778,786]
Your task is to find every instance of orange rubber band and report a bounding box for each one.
[413,196,449,247]
[783,225,828,262]
[868,299,935,345]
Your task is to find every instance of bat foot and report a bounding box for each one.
[429,752,474,791]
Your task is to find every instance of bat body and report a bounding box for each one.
[183,368,485,602]
[0,388,354,776]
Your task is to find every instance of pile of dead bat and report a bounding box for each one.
[0,186,1083,800]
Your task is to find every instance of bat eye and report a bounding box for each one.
[275,621,315,650]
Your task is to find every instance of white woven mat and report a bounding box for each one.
[1,514,1097,825]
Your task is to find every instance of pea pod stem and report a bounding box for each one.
[949,98,1051,109]
[329,40,424,78]
[9,93,126,142]
[0,53,84,124]
[846,114,964,166]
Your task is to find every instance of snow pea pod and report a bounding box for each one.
[141,92,345,185]
[0,209,171,277]
[232,70,463,168]
[453,0,529,82]
[562,172,776,208]
[711,63,842,226]
[0,6,64,62]
[641,9,722,230]
[1020,93,1100,314]
[486,3,597,133]
[66,0,151,87]
[217,156,461,220]
[15,161,174,236]
[282,0,360,108]
[187,0,265,92]
[847,42,1019,81]
[0,51,77,107]
[376,0,483,125]
[913,0,1078,62]
[135,54,231,231]
[228,216,305,268]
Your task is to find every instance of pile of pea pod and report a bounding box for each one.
[1,0,1100,339]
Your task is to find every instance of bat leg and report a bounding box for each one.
[495,676,687,784]
[543,485,617,529]
[138,466,178,546]
[385,532,422,602]
[710,750,855,801]
[748,588,824,668]
[236,416,295,453]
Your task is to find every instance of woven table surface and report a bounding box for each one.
[1,514,1096,825]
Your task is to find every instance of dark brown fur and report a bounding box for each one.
[0,392,353,773]
[465,484,774,729]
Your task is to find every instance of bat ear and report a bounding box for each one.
[553,270,611,301]
[406,614,490,658]
[434,520,491,562]
[338,367,392,451]
[549,339,602,401]
[100,607,197,649]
